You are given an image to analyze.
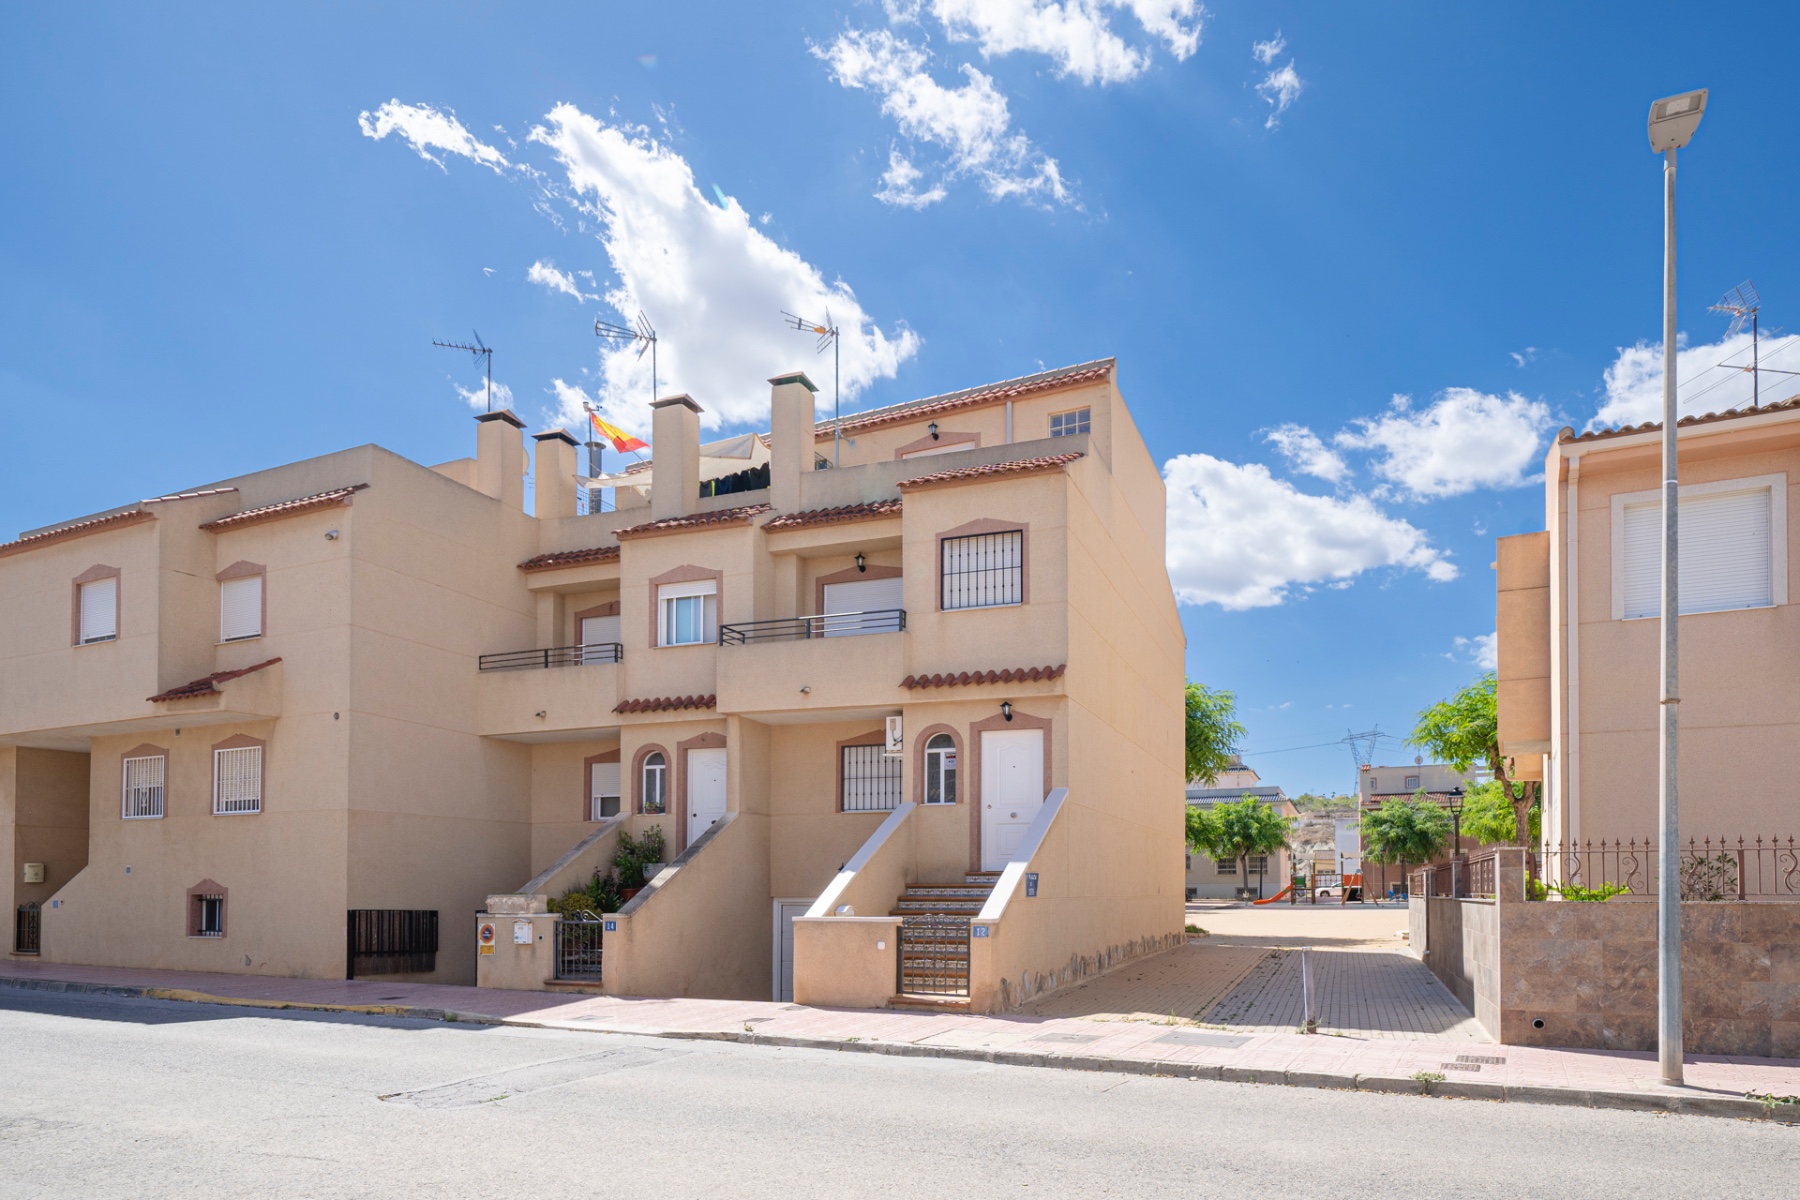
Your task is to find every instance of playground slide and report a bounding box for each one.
[1252,884,1294,905]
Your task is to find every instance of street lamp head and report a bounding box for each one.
[1648,88,1707,153]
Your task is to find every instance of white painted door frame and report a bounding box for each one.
[686,747,728,848]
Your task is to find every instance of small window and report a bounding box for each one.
[122,755,165,820]
[923,734,957,805]
[590,762,621,821]
[1404,775,1420,790]
[78,577,118,644]
[1621,486,1774,619]
[658,580,717,646]
[1049,408,1090,437]
[842,744,902,812]
[193,894,225,937]
[941,530,1023,610]
[220,575,263,641]
[214,746,262,815]
[641,752,668,815]
[1215,858,1238,878]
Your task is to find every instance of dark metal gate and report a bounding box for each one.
[555,912,604,981]
[14,903,40,955]
[346,909,438,979]
[897,914,970,997]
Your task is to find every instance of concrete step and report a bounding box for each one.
[889,992,971,1012]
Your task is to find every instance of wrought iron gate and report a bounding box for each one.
[15,903,40,955]
[345,909,438,978]
[556,912,605,981]
[897,914,970,997]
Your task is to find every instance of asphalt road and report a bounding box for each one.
[0,988,1790,1199]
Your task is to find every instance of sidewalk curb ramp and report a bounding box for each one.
[3,976,1794,1125]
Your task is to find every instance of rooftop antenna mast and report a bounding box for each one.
[590,311,658,514]
[1710,281,1763,409]
[783,310,840,467]
[432,331,495,412]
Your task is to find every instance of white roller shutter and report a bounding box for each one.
[822,576,904,637]
[220,575,263,641]
[78,577,117,643]
[580,614,622,663]
[590,762,621,819]
[1621,487,1772,619]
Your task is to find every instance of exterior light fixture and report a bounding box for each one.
[1001,701,1013,722]
[855,553,866,573]
[1648,88,1707,152]
[928,422,939,440]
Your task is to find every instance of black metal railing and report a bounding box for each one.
[478,643,623,671]
[718,609,906,645]
[897,914,970,997]
[1417,854,1497,900]
[346,909,438,978]
[1533,836,1800,900]
[15,903,40,955]
[555,913,605,980]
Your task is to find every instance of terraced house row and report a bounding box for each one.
[0,360,1186,1011]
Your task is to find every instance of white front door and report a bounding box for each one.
[821,576,904,636]
[980,729,1045,871]
[580,614,621,663]
[686,747,728,846]
[773,900,811,1002]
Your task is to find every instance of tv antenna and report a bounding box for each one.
[595,311,658,407]
[783,310,840,467]
[432,331,495,412]
[1710,281,1763,408]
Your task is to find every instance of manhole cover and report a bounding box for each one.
[1154,1030,1249,1049]
[1031,1032,1103,1045]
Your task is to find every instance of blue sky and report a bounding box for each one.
[6,3,1797,794]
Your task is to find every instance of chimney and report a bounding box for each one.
[769,371,817,513]
[532,429,580,520]
[650,395,702,522]
[474,410,527,508]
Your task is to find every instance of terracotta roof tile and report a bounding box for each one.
[1561,394,1800,444]
[762,498,903,531]
[0,509,156,561]
[614,694,717,714]
[900,664,1066,689]
[141,488,240,504]
[820,359,1113,440]
[198,484,368,532]
[148,657,283,703]
[896,453,1082,491]
[615,504,771,541]
[519,544,622,572]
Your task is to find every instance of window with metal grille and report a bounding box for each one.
[1620,485,1775,619]
[78,577,117,644]
[213,746,262,815]
[842,744,902,812]
[193,894,225,938]
[122,755,165,819]
[220,575,263,641]
[641,752,668,815]
[940,530,1023,610]
[1049,408,1090,437]
[590,762,621,820]
[923,733,957,804]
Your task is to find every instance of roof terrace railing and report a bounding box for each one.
[718,609,906,645]
[478,643,624,672]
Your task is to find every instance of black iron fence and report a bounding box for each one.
[14,903,40,955]
[897,914,970,997]
[478,643,623,671]
[1415,854,1497,900]
[556,913,604,981]
[1534,836,1800,900]
[718,609,906,645]
[346,909,438,978]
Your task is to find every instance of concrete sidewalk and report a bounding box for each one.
[3,956,1797,1124]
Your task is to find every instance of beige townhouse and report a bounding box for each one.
[1496,400,1800,856]
[1,359,1186,1011]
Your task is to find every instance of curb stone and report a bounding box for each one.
[2,976,1793,1124]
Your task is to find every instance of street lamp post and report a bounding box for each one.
[1447,788,1465,858]
[1647,87,1707,1090]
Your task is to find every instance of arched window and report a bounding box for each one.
[641,752,668,815]
[923,733,957,805]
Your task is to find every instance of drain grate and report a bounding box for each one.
[1456,1054,1507,1065]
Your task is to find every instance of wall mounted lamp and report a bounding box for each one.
[1001,701,1013,722]
[855,553,866,573]
[928,422,939,440]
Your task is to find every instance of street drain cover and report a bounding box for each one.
[1032,1033,1103,1045]
[1154,1030,1249,1049]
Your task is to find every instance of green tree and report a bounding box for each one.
[1186,683,1246,785]
[1186,795,1292,894]
[1458,778,1541,845]
[1410,673,1539,848]
[1362,793,1452,876]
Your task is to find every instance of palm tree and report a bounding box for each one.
[1188,795,1293,897]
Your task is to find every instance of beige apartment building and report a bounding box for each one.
[1496,401,1800,850]
[1,359,1186,1011]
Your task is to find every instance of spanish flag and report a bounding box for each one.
[590,412,648,453]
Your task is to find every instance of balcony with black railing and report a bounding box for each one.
[717,609,905,645]
[478,643,624,671]
[715,610,907,714]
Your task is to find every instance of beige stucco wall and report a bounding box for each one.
[1,748,90,930]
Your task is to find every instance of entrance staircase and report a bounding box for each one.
[890,872,999,1010]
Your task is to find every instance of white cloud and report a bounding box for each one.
[1593,329,1800,430]
[1252,31,1285,65]
[1453,632,1499,670]
[358,100,509,172]
[928,0,1203,86]
[452,379,515,412]
[814,30,1068,207]
[1335,389,1551,500]
[1256,61,1304,129]
[1163,454,1457,610]
[1510,346,1538,368]
[527,103,921,429]
[526,260,595,302]
[1264,423,1349,484]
